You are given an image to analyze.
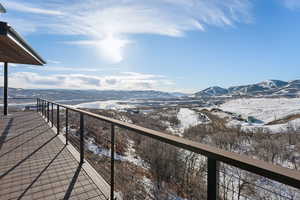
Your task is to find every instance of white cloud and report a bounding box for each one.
[283,0,300,10]
[3,1,62,15]
[3,18,38,34]
[0,72,174,91]
[40,66,121,72]
[47,60,61,64]
[3,0,252,62]
[2,63,120,72]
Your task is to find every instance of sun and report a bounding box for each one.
[97,34,130,63]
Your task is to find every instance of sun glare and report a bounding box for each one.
[97,35,130,63]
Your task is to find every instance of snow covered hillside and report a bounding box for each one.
[167,108,210,136]
[207,98,300,133]
[219,98,300,123]
[177,108,207,130]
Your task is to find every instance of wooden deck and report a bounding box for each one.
[0,111,108,200]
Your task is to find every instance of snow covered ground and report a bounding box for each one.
[167,108,209,136]
[177,108,203,129]
[226,118,300,134]
[219,98,300,123]
[85,137,147,168]
[207,98,300,133]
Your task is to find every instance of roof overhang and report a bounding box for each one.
[0,21,46,65]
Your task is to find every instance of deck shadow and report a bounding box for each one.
[5,123,45,143]
[16,146,66,200]
[0,134,57,179]
[63,162,83,200]
[0,127,51,159]
[14,119,44,131]
[0,118,14,151]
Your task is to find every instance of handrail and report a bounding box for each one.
[38,98,300,188]
[38,98,300,199]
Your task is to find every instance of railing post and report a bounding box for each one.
[37,99,39,112]
[3,62,8,116]
[65,108,69,145]
[47,102,49,122]
[57,105,60,134]
[80,113,84,163]
[51,103,54,127]
[110,124,115,200]
[207,158,219,200]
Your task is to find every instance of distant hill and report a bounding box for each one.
[194,80,300,97]
[0,88,188,101]
[196,86,229,96]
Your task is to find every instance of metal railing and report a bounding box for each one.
[36,98,300,200]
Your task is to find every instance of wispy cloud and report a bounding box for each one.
[41,66,121,72]
[47,60,61,64]
[3,62,121,73]
[0,72,174,91]
[283,0,300,10]
[3,18,38,34]
[3,1,62,15]
[3,0,252,62]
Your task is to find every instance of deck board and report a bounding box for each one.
[0,112,108,200]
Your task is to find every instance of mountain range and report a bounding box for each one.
[194,80,300,97]
[2,79,300,101]
[0,87,187,100]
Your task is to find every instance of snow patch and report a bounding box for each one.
[85,137,148,168]
[167,108,209,136]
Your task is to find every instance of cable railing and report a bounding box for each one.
[36,98,300,200]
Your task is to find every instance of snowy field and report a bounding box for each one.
[210,98,300,133]
[227,118,300,134]
[219,98,300,123]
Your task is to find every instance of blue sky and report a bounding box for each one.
[1,0,300,93]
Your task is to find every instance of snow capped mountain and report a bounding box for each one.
[257,80,288,89]
[195,80,300,97]
[228,84,268,95]
[195,86,228,96]
[275,80,300,96]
